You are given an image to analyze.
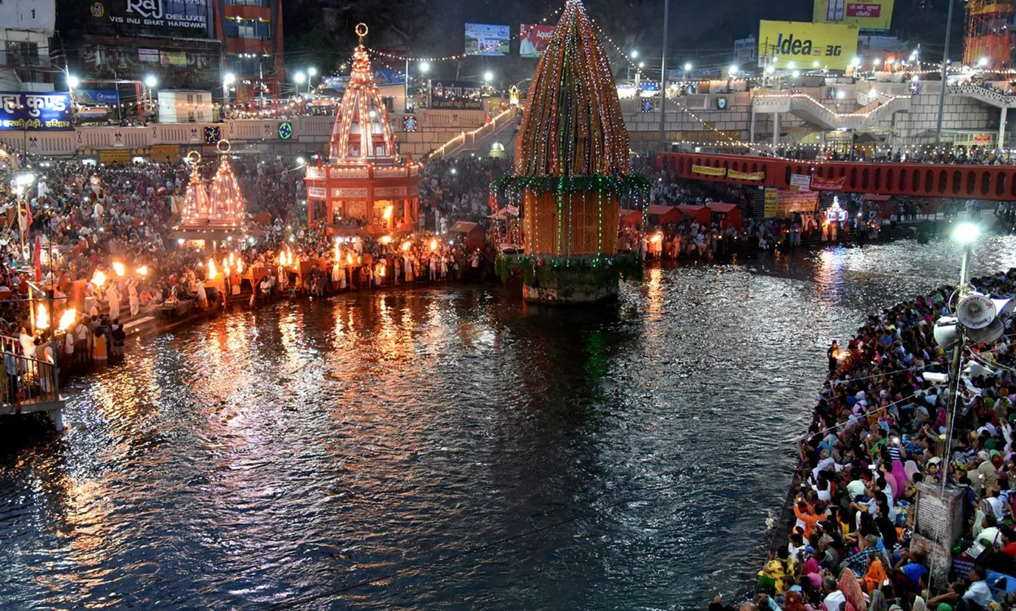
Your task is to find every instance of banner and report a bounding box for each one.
[734,36,757,66]
[90,0,212,38]
[0,92,72,131]
[520,24,556,58]
[777,189,820,216]
[160,51,187,66]
[758,21,860,71]
[465,23,510,56]
[790,173,812,190]
[76,88,120,105]
[764,188,779,218]
[691,165,727,177]
[811,175,846,190]
[813,0,894,31]
[727,169,765,181]
[429,80,484,110]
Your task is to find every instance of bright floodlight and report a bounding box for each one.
[296,156,305,165]
[729,65,738,75]
[953,222,981,244]
[765,65,775,74]
[419,61,431,73]
[788,61,796,69]
[630,50,638,59]
[483,71,493,82]
[851,57,861,67]
[813,60,820,67]
[792,70,801,77]
[144,74,157,88]
[223,72,236,85]
[308,67,318,77]
[15,173,35,187]
[683,62,692,72]
[978,57,989,67]
[294,72,307,84]
[67,75,79,89]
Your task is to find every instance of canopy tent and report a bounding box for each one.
[676,204,711,226]
[449,221,487,250]
[619,209,643,226]
[706,202,742,229]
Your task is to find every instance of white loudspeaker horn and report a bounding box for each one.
[964,361,997,379]
[993,298,1015,319]
[966,317,1005,345]
[956,293,997,329]
[934,316,962,350]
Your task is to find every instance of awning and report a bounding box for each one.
[450,221,480,233]
[706,202,738,214]
[647,204,674,216]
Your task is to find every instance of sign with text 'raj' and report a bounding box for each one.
[429,81,484,110]
[0,92,73,131]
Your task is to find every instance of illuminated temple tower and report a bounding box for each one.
[175,148,246,242]
[964,0,1016,69]
[304,24,419,234]
[494,0,648,304]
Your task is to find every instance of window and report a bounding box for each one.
[196,94,203,103]
[188,111,195,122]
[225,18,270,39]
[187,94,194,103]
[227,0,268,5]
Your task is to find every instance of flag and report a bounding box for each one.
[32,236,41,282]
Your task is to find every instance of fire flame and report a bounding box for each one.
[91,270,107,288]
[136,265,148,277]
[208,258,217,280]
[380,235,392,245]
[401,241,411,251]
[236,258,244,275]
[346,253,353,265]
[383,205,393,220]
[112,261,126,277]
[36,303,49,330]
[429,239,438,251]
[58,308,76,332]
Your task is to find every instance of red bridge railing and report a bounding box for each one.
[655,152,1016,201]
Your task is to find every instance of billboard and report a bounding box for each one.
[89,0,212,38]
[734,36,757,66]
[429,81,484,110]
[0,92,72,131]
[814,0,894,31]
[519,24,556,58]
[0,0,56,33]
[76,89,120,105]
[465,23,510,56]
[758,21,859,71]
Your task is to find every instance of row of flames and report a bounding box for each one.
[208,253,245,280]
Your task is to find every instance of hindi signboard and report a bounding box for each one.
[520,24,556,58]
[465,23,510,56]
[0,92,73,131]
[89,0,212,38]
[429,80,484,110]
[813,0,894,31]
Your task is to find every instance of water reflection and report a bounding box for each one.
[2,238,1016,610]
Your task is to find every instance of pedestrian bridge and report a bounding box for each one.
[657,151,1016,201]
[752,93,911,131]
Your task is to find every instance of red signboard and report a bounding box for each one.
[520,24,556,58]
[846,3,882,17]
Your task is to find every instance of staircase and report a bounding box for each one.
[753,93,910,130]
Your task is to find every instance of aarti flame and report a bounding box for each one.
[401,241,412,251]
[236,258,244,275]
[58,308,76,332]
[346,253,353,265]
[380,235,392,245]
[36,303,49,330]
[429,239,438,251]
[91,270,107,288]
[208,258,217,280]
[136,265,148,277]
[112,261,126,277]
[383,205,393,220]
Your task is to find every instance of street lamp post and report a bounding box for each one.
[307,67,317,95]
[658,0,669,153]
[222,73,236,117]
[936,0,956,147]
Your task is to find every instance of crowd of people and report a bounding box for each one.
[709,266,1016,611]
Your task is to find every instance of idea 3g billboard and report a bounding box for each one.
[758,21,860,71]
[814,0,894,31]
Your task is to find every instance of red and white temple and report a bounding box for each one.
[304,24,419,234]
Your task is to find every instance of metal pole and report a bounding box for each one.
[405,58,410,113]
[658,0,669,153]
[935,0,955,147]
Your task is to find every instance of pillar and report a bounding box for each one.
[308,197,315,227]
[772,112,780,150]
[1000,106,1008,150]
[749,109,756,144]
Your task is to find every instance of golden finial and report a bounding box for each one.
[355,23,368,46]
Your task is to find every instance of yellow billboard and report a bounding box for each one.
[758,21,860,71]
[814,0,894,31]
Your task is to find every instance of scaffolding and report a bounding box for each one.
[964,0,1016,69]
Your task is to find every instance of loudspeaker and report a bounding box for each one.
[966,317,1005,345]
[934,316,961,350]
[956,293,997,329]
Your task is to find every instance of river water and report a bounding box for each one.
[4,236,1016,611]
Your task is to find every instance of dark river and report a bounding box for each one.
[4,237,1016,611]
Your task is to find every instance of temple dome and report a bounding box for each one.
[329,24,398,163]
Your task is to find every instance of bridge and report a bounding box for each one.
[656,151,1016,201]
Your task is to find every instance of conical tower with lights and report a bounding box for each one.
[304,23,419,234]
[207,143,246,228]
[179,152,211,226]
[493,0,648,304]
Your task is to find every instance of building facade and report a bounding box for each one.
[0,0,57,92]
